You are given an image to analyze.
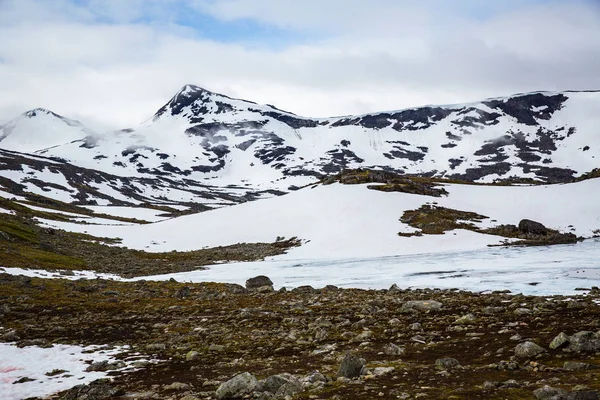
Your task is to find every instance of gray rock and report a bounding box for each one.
[533,386,568,400]
[275,380,303,397]
[337,353,365,378]
[519,219,548,235]
[164,382,191,391]
[567,391,600,400]
[61,381,124,400]
[564,361,597,371]
[566,331,600,353]
[260,373,298,394]
[515,341,546,359]
[401,300,442,313]
[245,275,274,291]
[388,284,402,293]
[435,358,461,370]
[550,332,570,349]
[215,372,259,399]
[454,313,477,325]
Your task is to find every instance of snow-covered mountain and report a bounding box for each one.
[0,108,96,153]
[1,86,599,206]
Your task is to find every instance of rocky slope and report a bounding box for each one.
[1,87,599,206]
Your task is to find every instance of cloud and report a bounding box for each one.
[0,0,599,131]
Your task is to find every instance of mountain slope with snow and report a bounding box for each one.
[38,179,600,260]
[0,109,96,153]
[1,86,599,206]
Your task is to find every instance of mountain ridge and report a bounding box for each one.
[0,87,599,207]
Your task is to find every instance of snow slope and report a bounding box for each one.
[37,179,600,259]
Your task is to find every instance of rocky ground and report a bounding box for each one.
[2,273,600,400]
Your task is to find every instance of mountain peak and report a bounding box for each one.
[23,108,63,119]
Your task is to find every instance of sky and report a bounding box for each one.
[0,0,599,131]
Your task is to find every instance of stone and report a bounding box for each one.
[215,372,259,399]
[566,331,600,353]
[373,367,395,376]
[62,381,124,400]
[435,358,461,370]
[260,373,298,394]
[401,300,442,313]
[388,284,402,293]
[567,391,600,400]
[454,313,477,325]
[533,386,568,400]
[164,382,191,391]
[514,341,546,359]
[245,275,274,291]
[186,351,200,361]
[337,353,365,378]
[564,361,596,371]
[519,219,548,235]
[550,332,570,349]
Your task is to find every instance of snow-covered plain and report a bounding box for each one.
[138,238,600,295]
[0,343,136,400]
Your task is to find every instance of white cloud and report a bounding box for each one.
[0,0,599,131]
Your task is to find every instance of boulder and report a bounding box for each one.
[337,353,365,378]
[435,358,461,370]
[550,332,570,349]
[245,275,274,291]
[515,341,546,359]
[566,331,600,353]
[519,219,548,235]
[215,372,259,399]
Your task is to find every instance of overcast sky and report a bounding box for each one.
[1,0,599,131]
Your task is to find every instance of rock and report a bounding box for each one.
[373,367,395,376]
[401,300,442,313]
[245,275,274,291]
[454,313,477,325]
[275,380,303,397]
[409,322,422,331]
[260,373,298,394]
[186,351,200,361]
[2,331,20,341]
[307,371,327,383]
[514,341,546,359]
[164,382,191,391]
[564,361,597,371]
[208,344,225,352]
[61,381,124,400]
[216,372,259,399]
[337,353,365,378]
[514,307,532,316]
[519,219,548,235]
[435,358,461,370]
[567,391,600,400]
[388,284,402,293]
[550,332,570,349]
[533,386,568,400]
[85,360,125,372]
[146,343,166,351]
[566,331,600,353]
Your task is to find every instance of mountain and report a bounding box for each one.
[0,108,96,153]
[1,86,599,206]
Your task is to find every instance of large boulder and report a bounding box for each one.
[337,353,365,378]
[566,331,600,353]
[519,219,548,235]
[245,275,274,292]
[515,341,546,359]
[215,372,259,399]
